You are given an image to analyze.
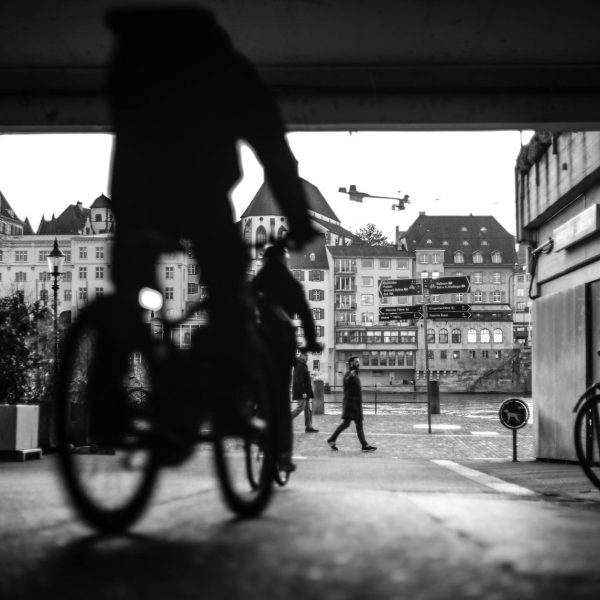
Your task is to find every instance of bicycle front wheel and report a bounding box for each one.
[574,395,600,490]
[213,345,274,517]
[55,298,160,533]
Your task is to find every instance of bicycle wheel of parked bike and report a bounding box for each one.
[55,297,160,533]
[213,342,274,517]
[574,395,600,490]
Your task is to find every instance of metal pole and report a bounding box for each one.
[422,278,431,434]
[512,428,518,462]
[52,269,59,382]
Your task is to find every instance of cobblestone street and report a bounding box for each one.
[294,392,534,461]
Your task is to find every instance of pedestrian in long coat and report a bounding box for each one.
[327,356,376,452]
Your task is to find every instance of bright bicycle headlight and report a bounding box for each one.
[138,287,163,312]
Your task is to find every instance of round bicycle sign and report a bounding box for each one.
[498,398,530,430]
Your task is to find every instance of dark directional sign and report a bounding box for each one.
[427,276,471,294]
[379,306,422,321]
[378,278,422,297]
[426,303,472,319]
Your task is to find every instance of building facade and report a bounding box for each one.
[1,177,529,393]
[515,131,600,460]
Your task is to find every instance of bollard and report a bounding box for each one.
[428,380,440,415]
[313,380,325,415]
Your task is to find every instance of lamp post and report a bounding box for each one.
[47,238,65,380]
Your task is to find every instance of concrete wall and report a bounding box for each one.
[534,285,587,460]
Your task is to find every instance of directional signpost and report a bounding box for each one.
[379,305,423,322]
[378,278,422,297]
[378,275,471,433]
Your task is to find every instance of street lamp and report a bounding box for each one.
[47,238,65,379]
[339,185,410,211]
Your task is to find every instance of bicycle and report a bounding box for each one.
[573,380,600,489]
[55,242,279,533]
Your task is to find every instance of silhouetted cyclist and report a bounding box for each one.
[106,6,317,439]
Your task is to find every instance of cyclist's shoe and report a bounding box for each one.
[327,439,338,451]
[361,445,377,452]
[305,427,319,433]
[277,452,297,473]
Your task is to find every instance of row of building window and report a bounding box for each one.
[296,326,325,337]
[292,270,325,282]
[334,258,410,271]
[428,349,503,360]
[427,327,504,344]
[337,349,416,367]
[336,330,417,344]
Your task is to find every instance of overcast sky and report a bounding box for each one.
[0,130,528,240]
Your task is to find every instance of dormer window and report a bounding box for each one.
[473,251,483,263]
[491,251,502,263]
[454,251,464,263]
[309,252,316,262]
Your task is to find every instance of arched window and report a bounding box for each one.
[277,225,287,240]
[472,251,483,263]
[467,328,477,343]
[256,225,267,246]
[451,328,461,343]
[480,328,490,343]
[243,220,252,244]
[439,328,448,344]
[491,252,502,263]
[492,290,502,302]
[493,328,503,343]
[427,328,435,343]
[454,251,464,263]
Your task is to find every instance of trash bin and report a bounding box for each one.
[313,380,325,415]
[428,380,440,415]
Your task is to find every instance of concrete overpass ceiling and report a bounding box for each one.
[1,0,600,129]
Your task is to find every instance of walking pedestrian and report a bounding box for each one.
[291,352,319,433]
[327,357,377,452]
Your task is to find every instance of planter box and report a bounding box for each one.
[0,404,40,451]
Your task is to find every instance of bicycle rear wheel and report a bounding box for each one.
[56,298,160,533]
[213,344,274,517]
[574,395,600,490]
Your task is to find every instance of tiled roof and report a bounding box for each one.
[37,204,90,235]
[327,244,413,258]
[288,234,329,269]
[241,177,340,222]
[90,194,112,209]
[403,214,517,265]
[0,190,22,222]
[22,218,34,235]
[311,215,361,242]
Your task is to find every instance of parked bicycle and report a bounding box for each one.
[573,380,600,489]
[55,240,283,533]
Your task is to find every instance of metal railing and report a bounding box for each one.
[323,384,426,414]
